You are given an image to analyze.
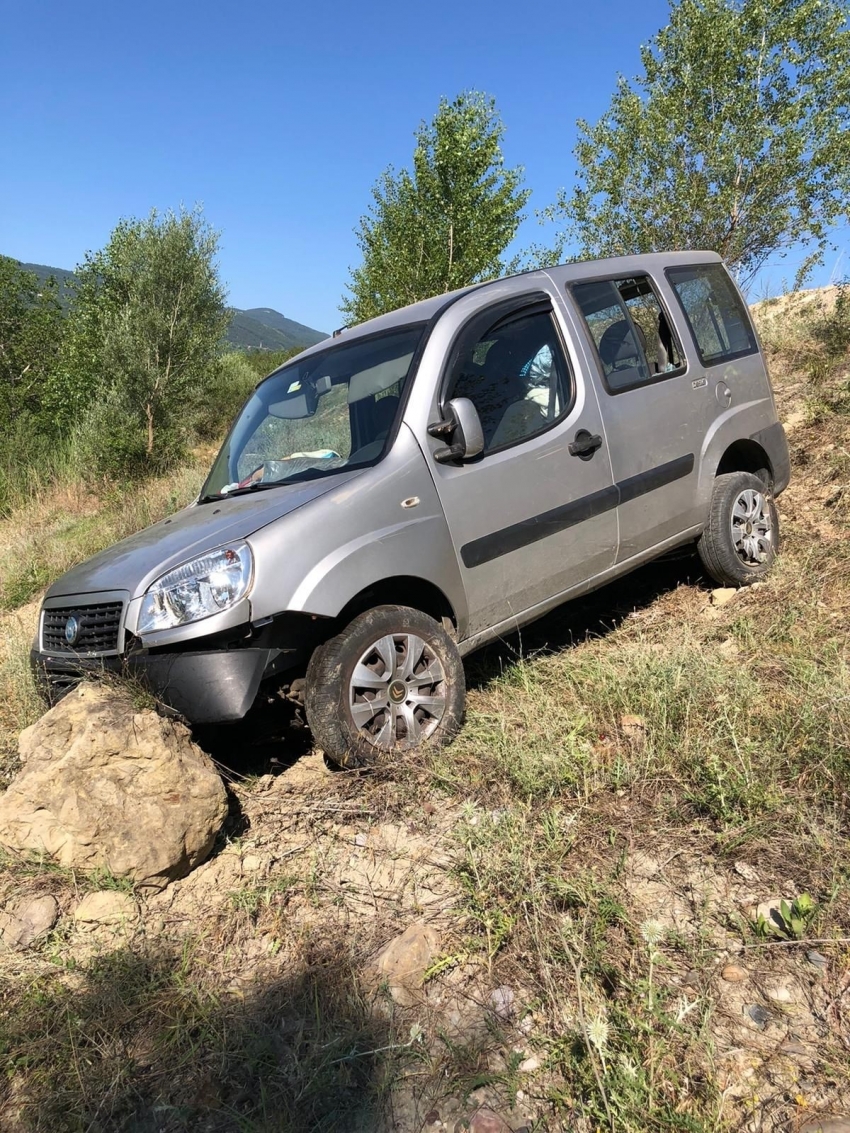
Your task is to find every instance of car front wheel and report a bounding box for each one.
[304,604,465,768]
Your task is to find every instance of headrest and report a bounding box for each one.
[598,320,640,369]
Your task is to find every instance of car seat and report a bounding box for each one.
[597,319,650,389]
[348,394,400,463]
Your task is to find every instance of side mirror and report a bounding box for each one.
[428,397,484,463]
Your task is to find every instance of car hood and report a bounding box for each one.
[45,471,366,600]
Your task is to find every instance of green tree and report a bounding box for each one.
[240,345,303,378]
[0,256,64,429]
[61,207,229,469]
[342,92,530,323]
[542,0,850,283]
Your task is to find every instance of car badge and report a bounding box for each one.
[64,616,80,646]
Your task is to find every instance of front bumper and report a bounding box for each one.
[30,646,272,724]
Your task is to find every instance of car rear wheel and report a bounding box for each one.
[697,471,780,586]
[304,605,465,768]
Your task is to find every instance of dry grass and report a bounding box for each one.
[399,290,850,1130]
[0,601,43,774]
[0,937,398,1132]
[0,461,204,612]
[0,292,848,1131]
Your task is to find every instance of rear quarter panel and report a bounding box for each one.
[693,349,783,513]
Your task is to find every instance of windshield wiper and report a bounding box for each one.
[198,467,330,504]
[199,481,285,504]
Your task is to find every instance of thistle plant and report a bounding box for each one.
[587,1012,610,1074]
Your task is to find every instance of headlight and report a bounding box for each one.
[138,542,253,634]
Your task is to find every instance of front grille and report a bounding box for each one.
[42,602,123,655]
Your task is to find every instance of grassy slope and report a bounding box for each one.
[0,290,847,1132]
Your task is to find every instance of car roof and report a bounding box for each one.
[281,249,724,367]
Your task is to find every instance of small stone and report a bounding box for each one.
[354,833,368,847]
[807,950,828,972]
[74,890,136,926]
[752,897,793,934]
[489,986,515,1019]
[424,1111,440,1126]
[241,854,261,872]
[734,861,759,883]
[469,1109,508,1133]
[518,1056,540,1072]
[711,587,738,607]
[799,1120,850,1133]
[718,638,740,657]
[0,894,59,950]
[722,964,748,983]
[620,714,646,736]
[745,1003,772,1028]
[367,921,440,1007]
[781,1038,808,1056]
[766,983,793,1003]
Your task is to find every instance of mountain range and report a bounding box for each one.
[14,261,327,353]
[227,307,327,352]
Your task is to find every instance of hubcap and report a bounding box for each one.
[348,633,447,750]
[730,488,773,566]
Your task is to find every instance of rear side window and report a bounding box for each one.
[572,276,684,393]
[667,264,758,365]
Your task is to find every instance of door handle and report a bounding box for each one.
[569,430,603,459]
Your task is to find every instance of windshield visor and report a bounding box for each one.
[201,325,425,500]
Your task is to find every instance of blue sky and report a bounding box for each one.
[1,0,845,333]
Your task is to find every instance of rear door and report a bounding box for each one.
[422,292,618,639]
[569,272,710,562]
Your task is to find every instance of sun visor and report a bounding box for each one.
[348,354,413,403]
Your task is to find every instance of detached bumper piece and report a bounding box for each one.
[31,647,271,724]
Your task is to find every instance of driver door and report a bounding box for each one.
[425,294,618,639]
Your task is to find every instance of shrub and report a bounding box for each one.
[193,352,258,441]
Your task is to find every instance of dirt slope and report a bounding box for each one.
[0,290,848,1132]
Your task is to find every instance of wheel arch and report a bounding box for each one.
[335,575,458,636]
[714,438,774,487]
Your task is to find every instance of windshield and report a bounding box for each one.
[201,324,425,501]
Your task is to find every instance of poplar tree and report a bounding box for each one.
[342,92,529,323]
[542,0,850,284]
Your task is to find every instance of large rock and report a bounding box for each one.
[0,683,228,890]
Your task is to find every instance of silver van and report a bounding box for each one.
[32,251,790,765]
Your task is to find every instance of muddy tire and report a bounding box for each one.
[304,605,465,768]
[697,471,780,586]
